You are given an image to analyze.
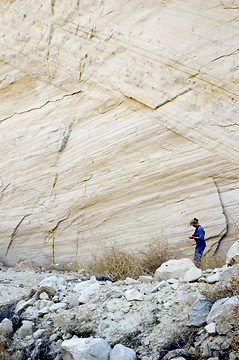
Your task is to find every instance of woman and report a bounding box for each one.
[189,218,206,268]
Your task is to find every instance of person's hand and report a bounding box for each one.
[188,236,194,239]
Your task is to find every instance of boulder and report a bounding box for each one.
[37,276,67,298]
[0,318,13,335]
[15,296,37,313]
[219,264,239,282]
[188,298,213,326]
[205,273,221,284]
[226,242,239,265]
[206,296,239,324]
[183,267,203,282]
[110,344,136,360]
[61,336,111,360]
[18,320,34,339]
[72,280,100,304]
[154,258,196,281]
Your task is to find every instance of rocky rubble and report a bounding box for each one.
[0,255,238,360]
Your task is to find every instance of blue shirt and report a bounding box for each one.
[193,225,206,245]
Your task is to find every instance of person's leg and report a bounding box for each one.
[194,245,204,268]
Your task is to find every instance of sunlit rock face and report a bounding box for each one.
[0,0,239,266]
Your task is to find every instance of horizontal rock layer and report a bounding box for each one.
[0,0,239,265]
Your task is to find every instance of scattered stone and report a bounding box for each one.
[162,348,189,359]
[39,291,49,300]
[110,344,136,360]
[125,277,140,285]
[125,289,143,301]
[37,276,67,298]
[205,273,221,284]
[151,280,167,292]
[206,296,239,324]
[18,320,34,339]
[183,267,203,282]
[138,275,153,283]
[226,241,239,265]
[154,258,196,281]
[188,298,213,326]
[15,296,37,313]
[0,318,13,335]
[205,322,216,335]
[219,264,239,281]
[33,329,45,339]
[61,336,111,360]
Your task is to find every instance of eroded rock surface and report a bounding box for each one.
[0,1,239,265]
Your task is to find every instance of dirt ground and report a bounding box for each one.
[0,267,77,307]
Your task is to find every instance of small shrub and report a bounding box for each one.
[139,237,182,274]
[201,277,239,302]
[85,238,182,280]
[85,242,143,280]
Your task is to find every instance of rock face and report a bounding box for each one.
[0,0,239,265]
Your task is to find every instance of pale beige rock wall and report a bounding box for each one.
[0,0,239,266]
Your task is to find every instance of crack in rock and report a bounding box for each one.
[155,88,191,109]
[0,90,82,124]
[44,212,71,264]
[5,214,31,256]
[212,178,229,254]
[210,48,239,64]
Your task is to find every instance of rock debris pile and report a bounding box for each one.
[0,255,239,360]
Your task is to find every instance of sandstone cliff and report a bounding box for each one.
[0,0,239,266]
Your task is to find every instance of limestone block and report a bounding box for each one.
[18,320,34,339]
[0,318,13,335]
[37,276,67,297]
[218,264,239,282]
[61,336,111,360]
[205,322,216,335]
[206,296,239,324]
[226,242,239,265]
[183,268,203,282]
[110,344,136,360]
[205,273,221,284]
[188,298,213,327]
[72,281,100,304]
[154,259,196,281]
[15,296,37,313]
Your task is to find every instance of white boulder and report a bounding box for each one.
[154,258,196,281]
[37,276,67,297]
[0,318,13,335]
[110,344,136,360]
[18,320,34,339]
[226,242,239,265]
[61,336,111,360]
[184,267,203,282]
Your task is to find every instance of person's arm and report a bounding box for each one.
[189,227,204,240]
[197,226,204,241]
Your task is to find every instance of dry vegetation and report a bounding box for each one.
[201,276,239,302]
[85,238,182,280]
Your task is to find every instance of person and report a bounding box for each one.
[189,218,206,268]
